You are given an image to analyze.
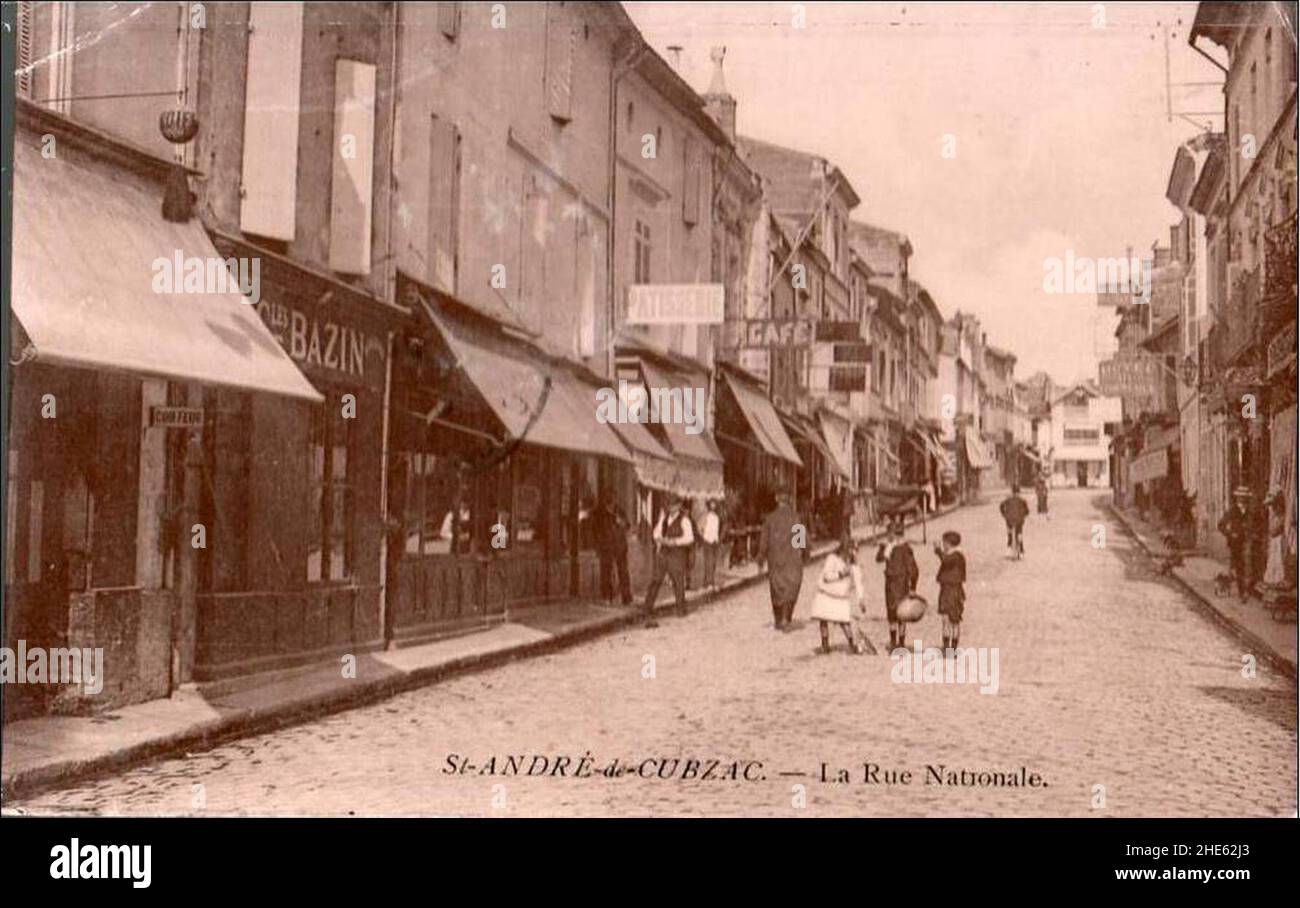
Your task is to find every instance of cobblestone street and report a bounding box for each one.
[9,491,1296,817]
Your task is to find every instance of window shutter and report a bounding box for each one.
[328,59,377,275]
[683,137,700,226]
[436,1,460,39]
[428,116,459,292]
[576,217,596,358]
[545,7,574,123]
[240,1,305,241]
[15,2,33,98]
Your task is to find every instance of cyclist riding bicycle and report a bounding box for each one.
[999,485,1030,556]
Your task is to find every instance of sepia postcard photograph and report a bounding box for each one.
[0,0,1296,886]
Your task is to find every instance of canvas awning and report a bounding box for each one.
[1130,447,1169,484]
[638,360,725,465]
[635,360,725,499]
[722,372,802,466]
[817,411,855,482]
[11,134,321,401]
[420,302,632,463]
[781,412,837,468]
[964,432,995,470]
[926,433,955,472]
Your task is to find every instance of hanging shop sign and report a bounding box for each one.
[720,319,816,349]
[814,320,865,343]
[150,406,204,429]
[626,284,724,325]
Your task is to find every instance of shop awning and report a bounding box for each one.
[1130,424,1179,484]
[11,135,321,401]
[1130,447,1169,484]
[925,433,955,472]
[722,372,802,466]
[817,411,856,482]
[781,412,837,468]
[964,432,995,470]
[638,360,725,464]
[421,302,632,463]
[608,418,672,462]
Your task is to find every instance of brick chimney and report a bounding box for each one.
[703,46,736,142]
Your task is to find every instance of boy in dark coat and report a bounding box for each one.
[934,530,967,656]
[999,486,1030,554]
[876,516,919,652]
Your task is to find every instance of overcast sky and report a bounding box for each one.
[624,1,1224,385]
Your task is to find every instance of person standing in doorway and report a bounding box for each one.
[642,496,693,626]
[760,489,804,630]
[594,495,632,607]
[699,499,721,594]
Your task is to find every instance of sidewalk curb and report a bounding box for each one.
[1108,504,1298,680]
[2,504,965,803]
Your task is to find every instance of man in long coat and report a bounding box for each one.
[1218,487,1262,601]
[760,489,804,630]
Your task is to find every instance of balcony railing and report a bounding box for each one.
[1264,211,1298,302]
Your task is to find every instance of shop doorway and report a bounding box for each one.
[1076,462,1088,487]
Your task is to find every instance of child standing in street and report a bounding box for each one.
[811,536,867,655]
[934,530,966,655]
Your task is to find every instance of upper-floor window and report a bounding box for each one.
[634,219,652,284]
[436,1,461,39]
[546,6,575,123]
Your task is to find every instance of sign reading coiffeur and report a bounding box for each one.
[625,284,724,325]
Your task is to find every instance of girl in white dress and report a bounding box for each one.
[811,536,867,654]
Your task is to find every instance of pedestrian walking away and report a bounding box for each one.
[876,516,919,651]
[1035,474,1049,515]
[810,535,869,654]
[641,495,694,626]
[760,488,804,630]
[594,495,633,607]
[933,530,967,656]
[1000,485,1030,557]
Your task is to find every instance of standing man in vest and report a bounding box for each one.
[761,489,805,630]
[642,495,694,627]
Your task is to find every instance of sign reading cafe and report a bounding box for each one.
[256,299,380,379]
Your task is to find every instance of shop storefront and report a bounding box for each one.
[716,365,802,528]
[613,345,726,589]
[7,106,321,714]
[198,234,398,680]
[388,277,634,644]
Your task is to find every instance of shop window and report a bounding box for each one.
[395,452,469,556]
[308,402,354,582]
[512,448,546,549]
